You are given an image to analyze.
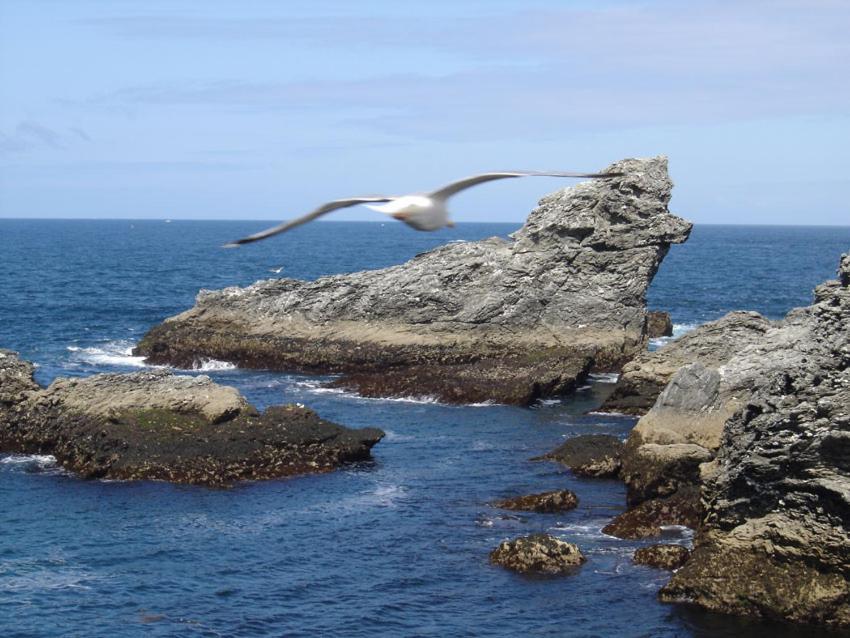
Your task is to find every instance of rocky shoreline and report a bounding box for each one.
[0,351,383,486]
[134,156,691,405]
[527,253,849,628]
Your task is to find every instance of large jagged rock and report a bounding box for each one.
[0,355,383,486]
[618,314,773,505]
[658,254,850,627]
[135,157,691,405]
[601,311,772,415]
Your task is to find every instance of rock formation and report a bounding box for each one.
[601,312,772,415]
[0,353,383,486]
[633,544,690,570]
[602,486,702,539]
[535,434,624,478]
[489,534,586,575]
[135,157,691,405]
[493,489,579,513]
[645,311,673,339]
[658,254,850,627]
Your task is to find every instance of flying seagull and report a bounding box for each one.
[224,170,622,247]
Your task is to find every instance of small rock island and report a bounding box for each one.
[0,352,383,486]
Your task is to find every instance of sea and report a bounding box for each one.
[1,220,849,638]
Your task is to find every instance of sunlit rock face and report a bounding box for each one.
[136,157,691,405]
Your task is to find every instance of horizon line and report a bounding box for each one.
[1,217,849,229]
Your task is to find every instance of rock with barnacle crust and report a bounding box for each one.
[0,359,383,486]
[489,534,586,575]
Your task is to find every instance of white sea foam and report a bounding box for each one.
[0,454,65,476]
[67,340,152,368]
[0,454,57,467]
[192,358,236,371]
[588,372,619,384]
[649,322,699,350]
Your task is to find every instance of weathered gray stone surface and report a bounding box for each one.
[601,311,772,415]
[135,157,691,405]
[657,254,850,627]
[489,534,586,575]
[0,354,383,486]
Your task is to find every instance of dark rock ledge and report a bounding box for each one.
[134,157,691,405]
[0,351,383,486]
[493,489,579,513]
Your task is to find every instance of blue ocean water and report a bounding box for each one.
[1,219,848,638]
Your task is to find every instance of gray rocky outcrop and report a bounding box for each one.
[535,434,624,478]
[493,489,579,513]
[489,534,586,575]
[601,311,772,415]
[651,254,850,627]
[134,157,691,405]
[0,353,383,486]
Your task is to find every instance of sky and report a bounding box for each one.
[0,0,848,224]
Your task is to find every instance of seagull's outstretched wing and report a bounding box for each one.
[428,170,623,200]
[224,196,395,247]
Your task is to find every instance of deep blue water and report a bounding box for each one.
[1,220,848,638]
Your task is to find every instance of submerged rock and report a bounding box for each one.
[634,544,690,570]
[600,312,772,415]
[535,434,624,478]
[135,157,691,405]
[655,254,850,627]
[489,534,586,575]
[493,489,579,513]
[0,356,383,486]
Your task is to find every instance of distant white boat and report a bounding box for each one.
[164,219,172,223]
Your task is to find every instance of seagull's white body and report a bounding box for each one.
[225,169,622,246]
[365,195,451,231]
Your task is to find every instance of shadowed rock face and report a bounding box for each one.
[0,356,383,486]
[656,254,850,627]
[135,156,691,405]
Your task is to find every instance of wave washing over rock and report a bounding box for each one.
[0,350,383,486]
[134,157,691,405]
